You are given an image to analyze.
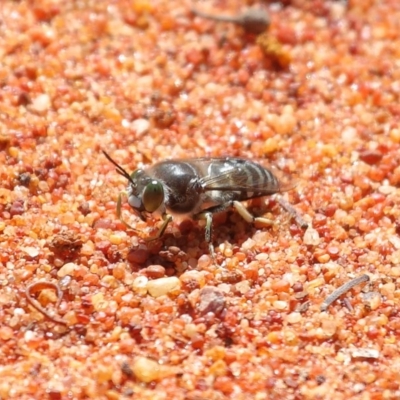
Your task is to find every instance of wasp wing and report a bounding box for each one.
[196,159,296,195]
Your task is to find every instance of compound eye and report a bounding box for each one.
[142,180,164,213]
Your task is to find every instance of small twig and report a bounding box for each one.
[342,297,354,312]
[26,281,68,326]
[276,196,308,229]
[320,274,370,312]
[296,300,310,313]
[191,6,270,35]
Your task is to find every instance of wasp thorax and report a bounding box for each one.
[142,180,164,212]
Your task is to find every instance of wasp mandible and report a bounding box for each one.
[103,151,306,259]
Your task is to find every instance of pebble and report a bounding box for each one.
[131,118,150,136]
[127,248,149,264]
[81,241,95,256]
[341,126,358,143]
[146,276,181,297]
[132,357,160,382]
[389,235,400,249]
[303,226,320,245]
[273,300,288,310]
[180,270,206,290]
[109,234,124,245]
[378,185,396,195]
[132,276,149,295]
[197,286,225,316]
[59,275,72,290]
[21,246,40,258]
[143,265,166,279]
[320,319,337,338]
[359,149,382,165]
[0,326,14,341]
[380,282,395,299]
[286,312,302,324]
[361,292,382,310]
[390,266,400,277]
[57,262,77,278]
[91,292,106,312]
[31,94,51,113]
[241,238,256,250]
[235,280,250,294]
[271,279,290,293]
[350,348,380,360]
[197,254,212,269]
[9,200,25,216]
[132,356,174,383]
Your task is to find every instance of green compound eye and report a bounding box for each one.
[142,180,164,212]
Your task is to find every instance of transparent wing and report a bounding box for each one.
[196,159,296,195]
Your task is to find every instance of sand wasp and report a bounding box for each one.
[103,151,306,259]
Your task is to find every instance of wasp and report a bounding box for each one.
[103,151,306,260]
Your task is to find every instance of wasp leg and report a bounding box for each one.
[276,196,308,229]
[195,209,224,262]
[198,200,274,261]
[204,212,216,262]
[198,202,243,262]
[232,200,274,227]
[116,191,140,232]
[144,213,173,242]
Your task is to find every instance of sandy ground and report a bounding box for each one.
[0,0,399,399]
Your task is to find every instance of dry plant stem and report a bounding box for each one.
[343,297,354,312]
[26,281,68,326]
[320,274,370,312]
[191,6,270,34]
[276,196,308,229]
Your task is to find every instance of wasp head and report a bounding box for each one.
[127,170,165,218]
[102,151,165,221]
